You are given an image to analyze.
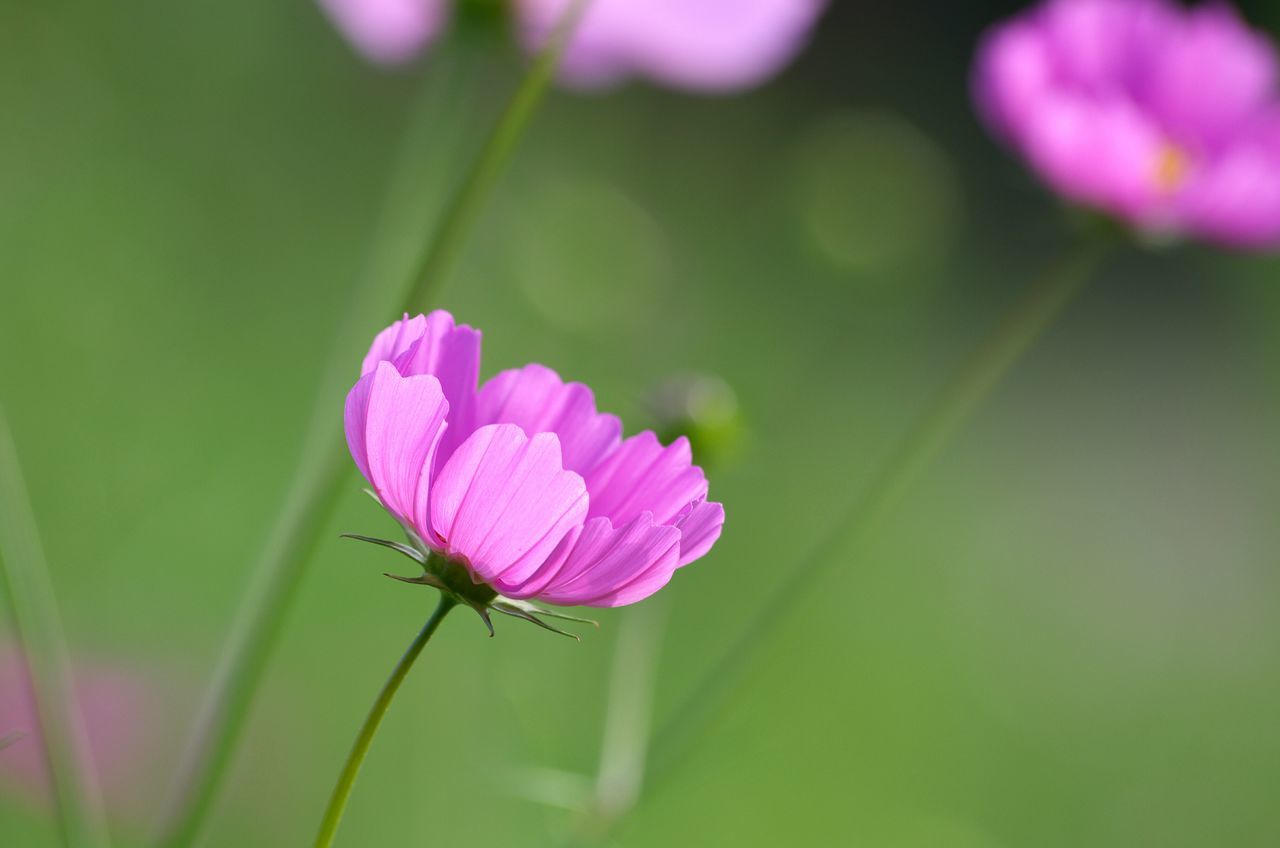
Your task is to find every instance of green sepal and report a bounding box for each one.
[493,598,598,628]
[344,529,594,640]
[340,534,427,567]
[490,601,581,640]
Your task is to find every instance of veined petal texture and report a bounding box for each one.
[344,362,449,530]
[430,424,589,590]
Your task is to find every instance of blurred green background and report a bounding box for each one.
[4,1,1280,845]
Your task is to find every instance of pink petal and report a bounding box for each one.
[584,431,707,526]
[1139,3,1277,151]
[429,424,588,589]
[0,646,170,820]
[361,313,429,376]
[674,500,725,567]
[972,0,1280,246]
[365,313,482,410]
[344,369,377,484]
[1019,91,1167,221]
[578,562,678,607]
[362,311,482,466]
[474,364,621,475]
[515,0,826,92]
[344,361,449,531]
[1179,134,1280,248]
[1037,0,1169,91]
[391,312,481,461]
[972,18,1057,142]
[524,500,723,607]
[522,513,681,607]
[318,0,448,65]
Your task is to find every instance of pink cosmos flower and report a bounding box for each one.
[0,646,167,820]
[319,0,826,92]
[318,0,449,65]
[973,0,1280,249]
[343,311,724,617]
[515,0,828,91]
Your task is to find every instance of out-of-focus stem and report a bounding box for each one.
[571,599,667,844]
[404,0,591,309]
[0,405,112,848]
[314,595,455,848]
[594,237,1113,845]
[653,239,1110,778]
[155,5,589,844]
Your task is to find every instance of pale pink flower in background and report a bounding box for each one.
[516,0,828,91]
[320,0,826,92]
[0,646,166,820]
[973,0,1280,249]
[318,0,449,64]
[344,311,724,611]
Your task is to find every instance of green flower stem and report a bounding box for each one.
[595,603,664,802]
[404,0,591,309]
[0,405,112,848]
[154,57,464,844]
[155,5,590,845]
[571,599,666,844]
[635,238,1112,833]
[315,595,456,848]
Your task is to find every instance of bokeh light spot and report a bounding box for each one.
[509,177,670,333]
[790,110,961,276]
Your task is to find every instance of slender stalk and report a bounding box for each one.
[314,595,456,848]
[646,239,1108,785]
[154,60,459,845]
[156,6,590,845]
[554,601,669,848]
[579,600,666,837]
[640,239,1112,818]
[0,405,112,848]
[404,0,591,307]
[651,240,1109,777]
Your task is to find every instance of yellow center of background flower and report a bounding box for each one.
[1153,143,1191,193]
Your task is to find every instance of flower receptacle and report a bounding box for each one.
[342,531,595,640]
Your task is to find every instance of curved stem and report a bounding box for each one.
[582,600,665,834]
[632,237,1113,831]
[0,405,112,848]
[155,6,588,845]
[314,596,456,848]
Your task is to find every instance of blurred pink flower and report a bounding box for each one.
[973,0,1280,249]
[318,0,449,64]
[345,311,724,608]
[516,0,827,91]
[0,646,167,820]
[320,0,826,92]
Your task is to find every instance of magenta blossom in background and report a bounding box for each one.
[344,311,724,609]
[973,0,1280,249]
[0,646,166,820]
[318,0,449,65]
[320,0,826,92]
[516,0,828,91]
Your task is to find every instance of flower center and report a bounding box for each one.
[1153,143,1190,194]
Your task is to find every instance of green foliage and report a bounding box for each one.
[2,2,1280,846]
